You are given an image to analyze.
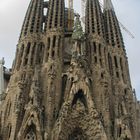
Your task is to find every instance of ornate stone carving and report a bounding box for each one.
[47,62,57,79]
[0,0,139,139]
[25,130,36,140]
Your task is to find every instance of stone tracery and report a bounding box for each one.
[68,127,88,140]
[25,130,36,140]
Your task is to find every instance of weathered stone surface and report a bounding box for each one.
[0,0,140,140]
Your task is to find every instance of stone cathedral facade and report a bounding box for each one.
[0,0,140,139]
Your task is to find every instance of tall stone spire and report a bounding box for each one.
[103,2,134,139]
[14,0,45,71]
[19,0,43,39]
[85,0,104,36]
[103,0,130,85]
[45,0,65,31]
[42,0,65,63]
[103,0,124,47]
[41,1,65,136]
[85,0,106,71]
[104,0,114,10]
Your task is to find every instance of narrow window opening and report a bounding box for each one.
[124,89,127,95]
[116,72,119,78]
[21,44,24,58]
[95,56,97,63]
[99,44,101,56]
[48,37,50,49]
[57,36,61,57]
[100,58,102,67]
[118,127,122,137]
[43,8,47,16]
[52,50,55,58]
[61,75,68,106]
[93,42,96,53]
[108,53,113,75]
[27,43,31,54]
[120,58,123,71]
[24,43,31,66]
[53,36,56,48]
[31,43,36,65]
[8,125,12,138]
[38,43,45,64]
[114,56,118,68]
[8,103,11,116]
[72,90,87,108]
[42,22,45,32]
[101,73,104,79]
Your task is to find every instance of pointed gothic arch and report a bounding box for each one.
[24,123,37,140]
[52,86,107,140]
[23,42,31,66]
[52,101,107,140]
[71,89,87,109]
[17,108,43,140]
[117,123,132,140]
[68,127,88,140]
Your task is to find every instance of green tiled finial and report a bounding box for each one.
[72,14,85,41]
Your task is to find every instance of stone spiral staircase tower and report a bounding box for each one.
[0,0,140,140]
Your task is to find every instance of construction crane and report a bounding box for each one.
[118,22,134,39]
[80,0,135,39]
[67,0,134,38]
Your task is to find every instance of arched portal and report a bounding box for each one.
[24,124,37,140]
[72,89,87,108]
[68,127,88,140]
[124,138,130,140]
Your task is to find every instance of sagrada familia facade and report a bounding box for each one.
[0,0,140,139]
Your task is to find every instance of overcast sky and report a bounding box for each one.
[0,0,140,99]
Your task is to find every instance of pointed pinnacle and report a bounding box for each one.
[103,0,114,11]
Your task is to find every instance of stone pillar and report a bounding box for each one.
[0,58,5,102]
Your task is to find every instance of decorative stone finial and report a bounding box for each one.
[72,14,85,41]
